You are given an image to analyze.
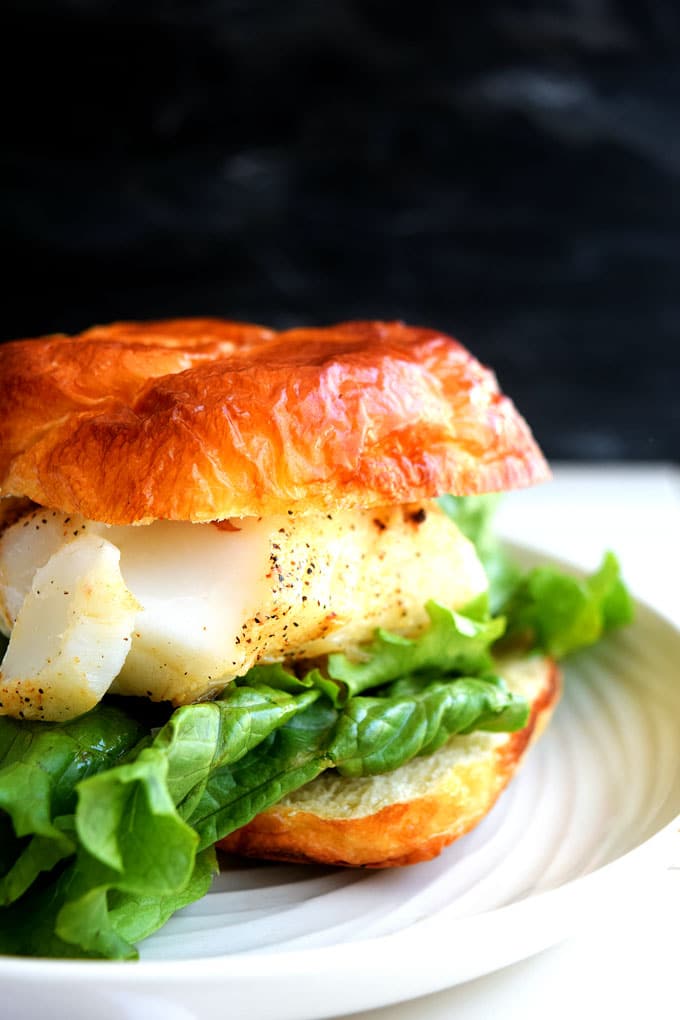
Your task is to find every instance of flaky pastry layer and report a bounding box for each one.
[0,319,549,524]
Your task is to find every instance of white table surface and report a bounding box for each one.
[333,464,680,1020]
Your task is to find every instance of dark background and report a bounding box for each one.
[2,1,679,461]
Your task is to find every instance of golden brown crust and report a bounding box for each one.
[218,657,560,868]
[0,319,549,524]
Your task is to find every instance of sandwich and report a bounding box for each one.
[0,318,631,958]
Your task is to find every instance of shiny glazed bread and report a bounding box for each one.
[0,318,549,524]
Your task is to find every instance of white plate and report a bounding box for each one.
[3,545,680,1020]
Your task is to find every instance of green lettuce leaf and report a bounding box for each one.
[586,551,636,630]
[0,843,218,960]
[151,683,321,820]
[75,747,199,892]
[48,685,321,958]
[328,675,529,778]
[0,706,145,905]
[237,662,317,694]
[325,602,505,702]
[189,698,337,850]
[0,740,203,961]
[0,818,74,907]
[49,746,201,958]
[439,493,633,656]
[108,847,217,946]
[499,551,634,657]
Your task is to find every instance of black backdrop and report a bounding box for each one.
[3,1,679,461]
